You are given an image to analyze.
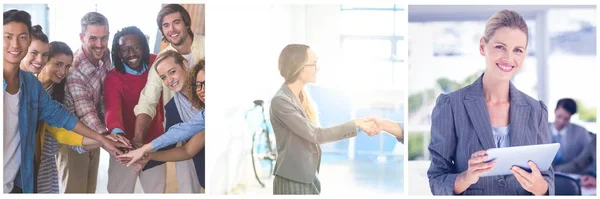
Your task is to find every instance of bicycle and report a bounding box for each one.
[245,99,277,187]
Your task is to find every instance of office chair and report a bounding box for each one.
[555,172,582,195]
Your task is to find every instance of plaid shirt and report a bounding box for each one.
[64,46,113,134]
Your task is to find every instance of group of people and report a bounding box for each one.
[426,9,596,195]
[3,4,205,193]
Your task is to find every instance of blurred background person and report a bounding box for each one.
[550,98,592,171]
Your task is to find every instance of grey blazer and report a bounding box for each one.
[550,123,591,167]
[427,74,555,195]
[270,84,357,183]
[555,133,596,175]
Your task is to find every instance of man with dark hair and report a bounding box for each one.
[104,26,166,193]
[133,4,204,192]
[3,9,122,193]
[57,11,124,193]
[550,98,592,171]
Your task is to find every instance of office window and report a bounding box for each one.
[340,5,406,90]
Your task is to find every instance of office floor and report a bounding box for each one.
[230,153,404,195]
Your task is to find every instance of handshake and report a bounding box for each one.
[354,117,397,137]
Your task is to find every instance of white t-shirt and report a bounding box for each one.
[182,53,194,69]
[3,89,21,193]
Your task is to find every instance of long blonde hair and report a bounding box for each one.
[278,44,319,124]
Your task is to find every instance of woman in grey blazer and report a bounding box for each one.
[270,44,377,195]
[427,10,555,195]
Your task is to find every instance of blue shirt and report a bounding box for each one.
[123,62,148,76]
[492,125,510,148]
[3,70,79,193]
[150,109,205,151]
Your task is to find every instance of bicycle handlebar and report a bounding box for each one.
[253,100,264,106]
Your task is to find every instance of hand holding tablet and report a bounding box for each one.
[457,143,558,195]
[482,143,560,177]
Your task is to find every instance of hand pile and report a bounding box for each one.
[100,133,149,174]
[101,133,132,156]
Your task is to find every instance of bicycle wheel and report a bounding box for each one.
[251,129,275,187]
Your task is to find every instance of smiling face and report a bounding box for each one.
[480,27,527,81]
[118,34,143,69]
[161,12,189,46]
[42,53,73,84]
[3,22,31,66]
[156,57,188,92]
[80,24,109,63]
[20,39,50,73]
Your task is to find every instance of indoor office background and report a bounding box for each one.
[406,5,597,196]
[3,3,205,193]
[207,4,406,195]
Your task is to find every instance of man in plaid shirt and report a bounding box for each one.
[56,12,127,193]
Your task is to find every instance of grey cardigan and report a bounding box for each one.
[427,74,555,195]
[270,84,357,183]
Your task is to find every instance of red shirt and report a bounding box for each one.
[104,54,164,143]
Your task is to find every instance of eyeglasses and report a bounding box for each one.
[304,63,319,71]
[119,44,142,56]
[192,81,205,91]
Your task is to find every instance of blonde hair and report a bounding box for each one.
[278,44,319,124]
[483,10,529,45]
[153,50,188,72]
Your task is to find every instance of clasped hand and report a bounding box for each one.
[355,117,383,136]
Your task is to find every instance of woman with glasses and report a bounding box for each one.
[103,26,167,193]
[269,44,379,195]
[118,54,205,192]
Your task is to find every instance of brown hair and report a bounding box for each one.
[157,4,194,43]
[278,44,318,124]
[483,10,529,46]
[187,59,205,110]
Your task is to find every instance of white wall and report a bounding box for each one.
[206,4,342,194]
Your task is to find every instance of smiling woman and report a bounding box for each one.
[426,10,555,196]
[19,25,49,74]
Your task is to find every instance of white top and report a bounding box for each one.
[182,53,195,68]
[3,89,21,193]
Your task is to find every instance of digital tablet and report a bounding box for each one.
[480,143,560,177]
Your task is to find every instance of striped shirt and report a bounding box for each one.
[36,132,59,193]
[36,85,60,193]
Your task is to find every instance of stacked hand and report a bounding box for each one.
[117,144,153,167]
[101,133,133,156]
[131,154,151,175]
